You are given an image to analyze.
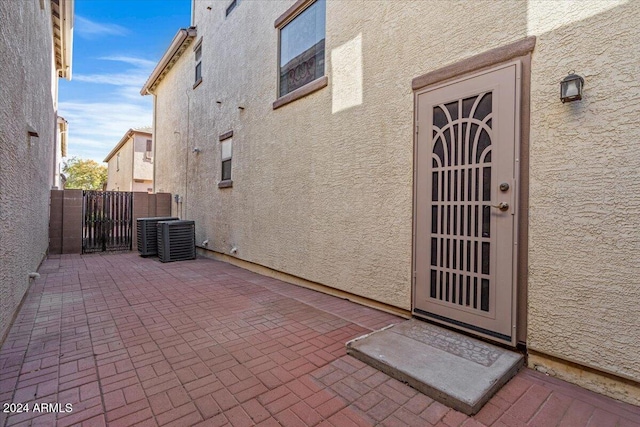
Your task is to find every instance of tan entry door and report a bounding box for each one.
[414,62,520,346]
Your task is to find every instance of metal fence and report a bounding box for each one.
[82,191,133,253]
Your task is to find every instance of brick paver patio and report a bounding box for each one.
[1,253,638,427]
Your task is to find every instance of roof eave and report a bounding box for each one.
[140,26,197,96]
[104,128,153,163]
[104,129,134,163]
[53,0,74,80]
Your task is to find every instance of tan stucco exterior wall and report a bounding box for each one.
[133,133,153,182]
[106,131,153,192]
[0,1,58,341]
[152,0,640,399]
[155,0,530,310]
[106,138,134,191]
[152,55,195,219]
[525,1,640,396]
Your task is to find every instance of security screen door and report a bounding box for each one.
[414,62,520,345]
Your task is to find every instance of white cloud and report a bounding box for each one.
[72,56,157,102]
[75,16,129,38]
[74,55,155,87]
[73,72,147,86]
[59,101,152,163]
[60,53,158,161]
[99,56,157,69]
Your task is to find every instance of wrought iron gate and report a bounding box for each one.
[82,191,133,253]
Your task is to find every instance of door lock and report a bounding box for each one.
[491,202,509,211]
[499,182,510,191]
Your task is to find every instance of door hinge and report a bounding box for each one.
[415,125,419,135]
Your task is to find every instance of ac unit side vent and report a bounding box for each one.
[137,217,179,256]
[157,220,196,263]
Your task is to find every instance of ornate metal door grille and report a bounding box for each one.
[430,92,493,312]
[82,191,133,253]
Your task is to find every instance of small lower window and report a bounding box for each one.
[222,159,231,181]
[221,138,232,181]
[194,43,202,85]
[195,61,202,82]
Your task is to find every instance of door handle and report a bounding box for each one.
[491,202,509,211]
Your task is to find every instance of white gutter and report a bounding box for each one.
[60,0,74,80]
[63,0,74,80]
[140,27,197,96]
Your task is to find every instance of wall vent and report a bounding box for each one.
[137,217,178,256]
[157,220,196,263]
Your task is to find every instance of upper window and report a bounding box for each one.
[145,139,152,160]
[194,43,202,85]
[226,0,238,17]
[278,0,325,97]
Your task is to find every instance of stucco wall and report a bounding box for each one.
[153,56,193,219]
[526,1,640,386]
[133,133,153,181]
[155,0,529,310]
[152,0,640,392]
[106,132,153,191]
[132,181,153,193]
[0,0,57,341]
[106,138,133,191]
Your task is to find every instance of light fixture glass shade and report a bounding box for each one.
[564,81,579,97]
[560,73,584,103]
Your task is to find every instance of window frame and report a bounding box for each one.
[226,0,238,17]
[218,131,233,188]
[273,0,327,109]
[145,139,152,160]
[193,38,203,89]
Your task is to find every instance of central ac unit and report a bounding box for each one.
[137,217,178,256]
[157,220,196,263]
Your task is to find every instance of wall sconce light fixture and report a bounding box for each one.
[560,72,584,103]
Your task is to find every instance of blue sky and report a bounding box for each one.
[59,0,191,163]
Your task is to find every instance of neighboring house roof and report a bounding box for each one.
[133,126,153,134]
[52,0,74,80]
[104,128,152,162]
[140,27,197,95]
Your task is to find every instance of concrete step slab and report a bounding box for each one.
[346,318,524,415]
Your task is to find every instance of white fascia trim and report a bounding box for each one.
[60,0,74,80]
[140,27,197,95]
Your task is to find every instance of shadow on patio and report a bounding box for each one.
[1,253,638,426]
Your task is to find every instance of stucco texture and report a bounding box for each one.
[526,1,640,383]
[154,0,529,312]
[133,133,153,182]
[106,138,133,191]
[0,1,57,340]
[151,0,640,390]
[106,132,153,192]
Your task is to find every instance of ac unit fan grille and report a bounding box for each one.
[136,217,178,256]
[157,220,196,262]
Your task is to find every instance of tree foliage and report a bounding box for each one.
[63,157,108,190]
